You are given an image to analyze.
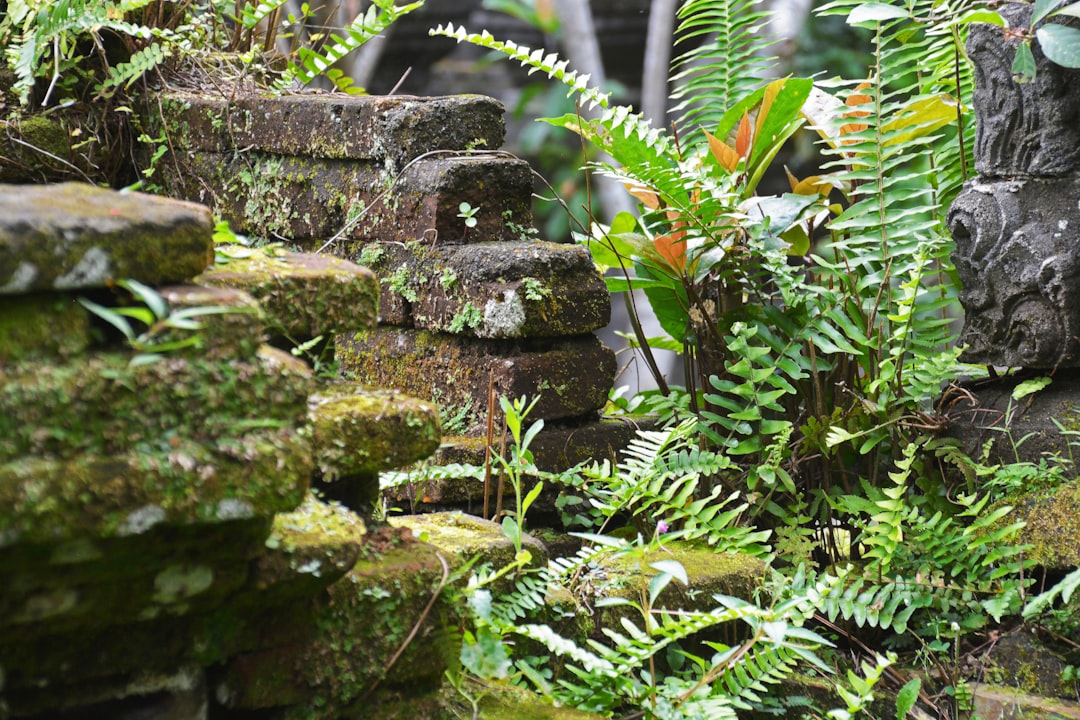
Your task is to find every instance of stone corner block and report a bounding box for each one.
[1,182,213,294]
[197,250,378,341]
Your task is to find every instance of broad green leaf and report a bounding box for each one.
[895,678,921,719]
[881,94,960,147]
[1037,23,1080,68]
[847,3,908,25]
[120,278,168,319]
[78,297,135,340]
[1033,0,1061,25]
[643,284,689,343]
[501,516,520,545]
[1012,42,1037,82]
[650,559,689,585]
[1012,375,1051,401]
[1053,2,1080,19]
[954,9,1005,27]
[522,480,544,516]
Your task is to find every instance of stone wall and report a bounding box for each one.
[158,90,642,514]
[0,90,633,719]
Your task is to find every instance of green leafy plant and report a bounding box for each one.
[458,201,480,240]
[77,278,252,365]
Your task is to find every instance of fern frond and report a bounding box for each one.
[670,0,776,143]
[282,0,423,87]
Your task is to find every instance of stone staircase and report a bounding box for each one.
[158,91,640,516]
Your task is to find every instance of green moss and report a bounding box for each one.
[0,293,90,364]
[308,386,441,477]
[0,426,313,543]
[1011,479,1080,568]
[198,249,379,340]
[0,351,312,463]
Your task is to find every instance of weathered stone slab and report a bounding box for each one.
[359,240,610,337]
[0,428,312,545]
[2,553,250,633]
[158,284,265,359]
[309,384,441,479]
[159,92,506,168]
[971,683,1080,719]
[336,329,616,428]
[250,493,365,598]
[947,370,1080,470]
[0,292,91,365]
[0,350,312,462]
[165,152,532,248]
[390,511,546,587]
[4,665,210,720]
[594,544,766,627]
[215,540,456,713]
[0,182,213,294]
[949,177,1080,367]
[197,250,378,341]
[343,155,534,245]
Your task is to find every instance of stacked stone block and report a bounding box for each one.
[0,182,453,719]
[158,91,635,513]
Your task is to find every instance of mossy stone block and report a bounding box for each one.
[216,540,458,712]
[390,511,547,588]
[971,683,1080,719]
[0,427,312,545]
[336,329,616,428]
[252,493,366,598]
[1009,479,1080,570]
[198,250,378,341]
[0,292,90,365]
[162,151,390,245]
[343,155,534,246]
[309,384,441,479]
[0,350,313,462]
[159,92,506,168]
[0,182,213,294]
[360,240,609,337]
[158,284,266,359]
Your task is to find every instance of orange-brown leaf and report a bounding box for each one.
[736,111,753,158]
[624,182,661,209]
[840,82,873,137]
[756,78,785,139]
[654,229,688,272]
[706,129,740,172]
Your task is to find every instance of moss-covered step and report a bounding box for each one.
[164,150,533,249]
[0,291,91,366]
[3,663,209,720]
[0,182,213,294]
[340,154,534,246]
[0,498,355,696]
[157,92,506,169]
[385,417,650,512]
[337,329,616,429]
[215,538,460,716]
[390,512,547,589]
[310,384,441,477]
[0,426,312,545]
[356,240,609,338]
[0,347,312,462]
[196,248,378,342]
[971,683,1080,719]
[1007,479,1080,570]
[157,283,266,359]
